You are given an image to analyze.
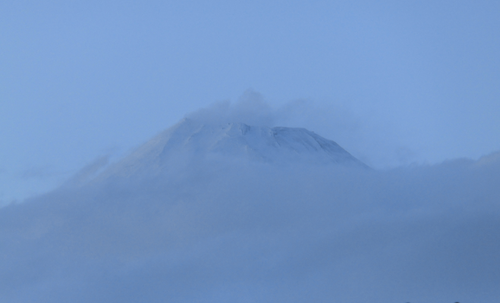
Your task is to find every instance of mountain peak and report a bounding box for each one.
[97,118,368,181]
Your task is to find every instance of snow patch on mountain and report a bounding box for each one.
[97,118,368,180]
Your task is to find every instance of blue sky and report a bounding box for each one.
[1,0,500,202]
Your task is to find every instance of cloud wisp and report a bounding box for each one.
[186,91,419,168]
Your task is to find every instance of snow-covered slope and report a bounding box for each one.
[99,118,367,180]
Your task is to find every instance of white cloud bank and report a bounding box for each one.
[1,98,499,303]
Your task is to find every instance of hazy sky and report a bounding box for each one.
[2,0,500,202]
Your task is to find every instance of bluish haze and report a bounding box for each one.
[3,2,500,301]
[1,0,499,202]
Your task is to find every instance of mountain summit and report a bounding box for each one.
[99,118,367,180]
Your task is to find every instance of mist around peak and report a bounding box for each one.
[180,91,412,168]
[185,90,277,127]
